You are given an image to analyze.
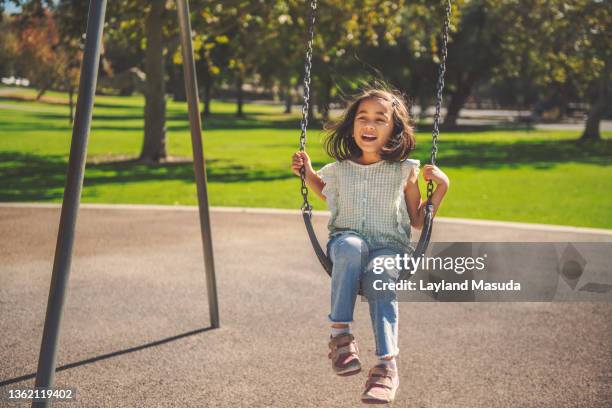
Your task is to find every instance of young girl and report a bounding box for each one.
[291,87,449,404]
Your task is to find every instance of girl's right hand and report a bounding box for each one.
[291,151,313,177]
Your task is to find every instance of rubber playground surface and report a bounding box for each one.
[1,204,611,407]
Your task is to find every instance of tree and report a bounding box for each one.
[442,1,499,127]
[489,0,610,140]
[104,0,177,163]
[573,1,609,141]
[52,0,88,122]
[251,1,304,114]
[141,0,168,162]
[193,35,229,116]
[356,1,462,119]
[0,16,20,76]
[292,0,423,121]
[3,6,81,121]
[582,60,609,142]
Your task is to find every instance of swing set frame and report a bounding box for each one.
[30,1,451,406]
[31,2,218,406]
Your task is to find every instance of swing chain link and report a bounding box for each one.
[428,0,452,201]
[299,0,318,214]
[299,0,449,205]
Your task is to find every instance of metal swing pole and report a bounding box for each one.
[31,1,107,407]
[176,0,220,328]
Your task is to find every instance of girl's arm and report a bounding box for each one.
[404,165,449,230]
[292,151,327,201]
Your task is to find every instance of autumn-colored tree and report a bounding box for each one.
[0,17,20,76]
[9,8,81,121]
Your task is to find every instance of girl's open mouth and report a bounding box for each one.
[362,134,377,142]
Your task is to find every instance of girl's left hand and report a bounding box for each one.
[422,165,450,188]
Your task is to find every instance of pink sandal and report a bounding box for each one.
[361,364,399,404]
[328,333,361,376]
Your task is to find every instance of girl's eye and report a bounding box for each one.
[376,119,386,123]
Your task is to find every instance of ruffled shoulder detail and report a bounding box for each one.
[400,158,420,186]
[316,161,337,182]
[316,162,339,219]
[396,159,420,245]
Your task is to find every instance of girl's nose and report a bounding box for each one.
[363,122,375,130]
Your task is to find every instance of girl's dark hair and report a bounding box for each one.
[323,85,415,162]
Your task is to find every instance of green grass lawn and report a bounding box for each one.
[1,86,611,229]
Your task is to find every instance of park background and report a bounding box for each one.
[0,0,610,229]
[1,2,611,408]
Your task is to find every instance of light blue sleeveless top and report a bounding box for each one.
[317,158,420,253]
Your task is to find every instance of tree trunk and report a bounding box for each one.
[140,0,167,163]
[200,83,212,118]
[172,64,186,102]
[167,41,185,102]
[320,78,332,122]
[236,75,244,117]
[36,87,47,101]
[580,97,605,142]
[443,77,475,128]
[204,83,212,116]
[200,81,212,119]
[580,66,608,142]
[284,85,292,114]
[196,51,212,117]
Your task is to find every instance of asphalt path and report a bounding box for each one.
[0,205,610,407]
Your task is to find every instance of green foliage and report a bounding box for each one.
[2,1,609,146]
[485,0,610,106]
[3,1,608,105]
[0,18,19,75]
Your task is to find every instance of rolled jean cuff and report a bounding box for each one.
[376,350,399,359]
[328,315,353,324]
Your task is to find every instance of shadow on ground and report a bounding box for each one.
[434,138,610,168]
[0,326,214,387]
[0,152,295,201]
[2,95,610,201]
[1,136,609,202]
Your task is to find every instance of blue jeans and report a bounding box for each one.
[327,231,404,358]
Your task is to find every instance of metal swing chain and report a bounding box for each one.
[299,0,449,206]
[299,0,318,215]
[427,0,452,202]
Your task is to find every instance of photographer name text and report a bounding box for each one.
[374,279,521,292]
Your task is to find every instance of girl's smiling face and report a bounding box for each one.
[353,97,394,159]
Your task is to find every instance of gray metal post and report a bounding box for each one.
[176,0,220,328]
[32,1,107,407]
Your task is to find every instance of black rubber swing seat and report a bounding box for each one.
[302,202,434,281]
[297,0,451,281]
